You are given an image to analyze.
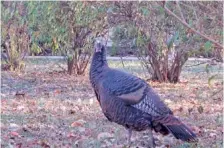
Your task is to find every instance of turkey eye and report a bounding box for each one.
[95,47,102,52]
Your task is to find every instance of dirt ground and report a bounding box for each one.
[1,59,223,148]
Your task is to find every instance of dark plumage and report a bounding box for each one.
[90,41,198,147]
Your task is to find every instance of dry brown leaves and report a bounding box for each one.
[1,63,223,147]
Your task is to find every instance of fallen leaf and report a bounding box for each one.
[40,139,50,148]
[69,110,76,114]
[10,123,19,128]
[209,133,217,138]
[54,89,61,94]
[97,132,114,140]
[9,123,20,131]
[10,131,20,137]
[67,133,76,138]
[191,126,202,135]
[188,108,193,114]
[15,91,25,97]
[173,107,183,113]
[17,105,25,111]
[71,122,82,127]
[71,119,86,127]
[197,106,204,114]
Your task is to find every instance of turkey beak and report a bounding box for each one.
[94,42,102,52]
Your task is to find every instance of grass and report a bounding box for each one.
[1,58,223,148]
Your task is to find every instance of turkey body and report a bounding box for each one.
[90,42,197,146]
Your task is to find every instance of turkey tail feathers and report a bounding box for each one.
[166,123,198,142]
[153,115,198,142]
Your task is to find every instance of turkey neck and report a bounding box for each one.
[90,49,108,83]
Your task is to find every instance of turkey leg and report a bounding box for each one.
[127,128,132,146]
[148,128,155,148]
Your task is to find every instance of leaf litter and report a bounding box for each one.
[1,59,223,148]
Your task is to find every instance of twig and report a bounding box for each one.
[189,1,200,30]
[176,1,186,23]
[163,2,223,49]
[56,63,66,71]
[120,56,125,68]
[180,2,223,27]
[210,88,223,98]
[185,61,208,67]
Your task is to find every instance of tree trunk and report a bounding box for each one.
[67,51,91,75]
[67,55,74,75]
[147,42,188,83]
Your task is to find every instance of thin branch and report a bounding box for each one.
[176,1,186,23]
[185,61,208,67]
[189,1,200,30]
[189,2,198,20]
[51,62,67,71]
[197,2,215,14]
[163,3,223,49]
[180,2,223,27]
[119,56,125,68]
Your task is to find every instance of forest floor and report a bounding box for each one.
[1,58,223,148]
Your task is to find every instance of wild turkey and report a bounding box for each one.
[89,41,197,147]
